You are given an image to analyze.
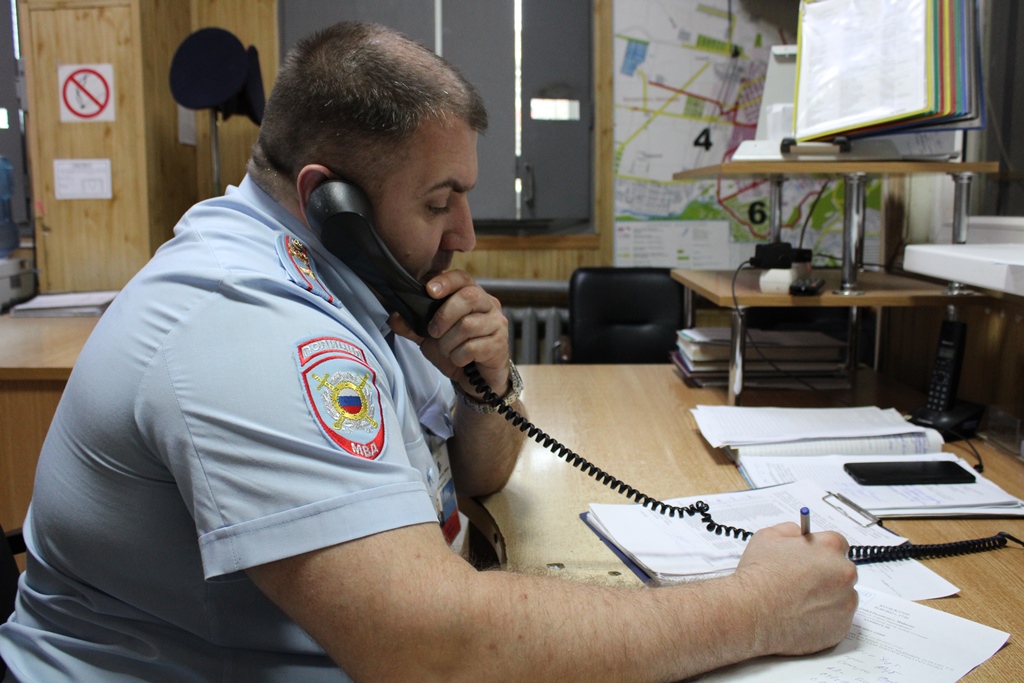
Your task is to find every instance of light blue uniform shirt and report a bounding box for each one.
[0,177,455,681]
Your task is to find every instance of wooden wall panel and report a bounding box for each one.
[18,0,273,292]
[138,0,195,249]
[592,0,615,262]
[19,2,148,292]
[190,0,279,200]
[453,244,604,282]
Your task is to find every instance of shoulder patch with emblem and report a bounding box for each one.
[277,235,338,306]
[296,336,385,459]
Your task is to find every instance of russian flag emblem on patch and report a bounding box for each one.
[296,336,385,459]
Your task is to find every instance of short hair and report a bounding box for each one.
[248,22,488,198]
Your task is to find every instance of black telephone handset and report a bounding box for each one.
[302,181,1018,565]
[909,319,984,439]
[305,180,443,337]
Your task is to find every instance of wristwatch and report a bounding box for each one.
[452,362,523,414]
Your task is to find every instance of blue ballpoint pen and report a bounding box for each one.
[800,507,810,535]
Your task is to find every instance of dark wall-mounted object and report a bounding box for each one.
[170,27,264,125]
[169,27,265,195]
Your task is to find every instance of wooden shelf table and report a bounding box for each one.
[673,160,998,294]
[671,159,999,405]
[670,268,983,406]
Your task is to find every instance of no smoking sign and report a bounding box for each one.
[58,64,116,122]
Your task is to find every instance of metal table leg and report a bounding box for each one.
[682,286,695,329]
[846,306,860,373]
[835,172,867,296]
[769,174,784,243]
[947,171,975,296]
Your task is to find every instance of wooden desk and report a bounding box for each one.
[0,315,98,531]
[478,365,1024,682]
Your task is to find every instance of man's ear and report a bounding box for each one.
[295,164,334,224]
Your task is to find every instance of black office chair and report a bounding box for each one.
[2,523,26,678]
[567,267,685,364]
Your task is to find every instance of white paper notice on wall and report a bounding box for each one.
[177,104,197,145]
[58,64,116,123]
[54,159,112,200]
[614,220,731,269]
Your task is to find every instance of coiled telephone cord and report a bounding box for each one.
[465,364,1024,564]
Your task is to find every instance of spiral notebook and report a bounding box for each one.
[583,481,899,584]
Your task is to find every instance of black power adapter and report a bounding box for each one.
[751,243,792,268]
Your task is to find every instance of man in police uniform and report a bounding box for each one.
[0,22,857,682]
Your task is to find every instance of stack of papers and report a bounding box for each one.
[587,481,915,588]
[739,453,1024,518]
[585,482,1010,680]
[692,405,940,456]
[9,290,119,317]
[677,328,845,363]
[794,0,983,142]
[697,587,1008,683]
[689,405,1024,517]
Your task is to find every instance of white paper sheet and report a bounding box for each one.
[855,558,958,602]
[794,0,930,140]
[586,481,959,601]
[694,587,1009,683]
[738,453,1024,514]
[731,429,944,459]
[588,481,903,579]
[691,406,926,448]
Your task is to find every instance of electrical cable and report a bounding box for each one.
[942,427,985,473]
[730,260,854,405]
[797,179,831,250]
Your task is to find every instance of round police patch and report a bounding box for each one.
[296,336,385,459]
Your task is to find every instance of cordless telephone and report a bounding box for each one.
[925,320,965,412]
[910,320,985,439]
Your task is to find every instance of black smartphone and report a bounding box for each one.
[305,180,442,337]
[843,460,976,486]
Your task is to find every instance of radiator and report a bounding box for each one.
[504,306,569,364]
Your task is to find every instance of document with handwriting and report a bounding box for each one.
[694,587,1009,683]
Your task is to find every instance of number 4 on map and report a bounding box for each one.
[693,128,712,151]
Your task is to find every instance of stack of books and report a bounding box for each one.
[672,327,845,387]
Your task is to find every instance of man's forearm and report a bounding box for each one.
[459,564,766,682]
[448,398,527,496]
[250,522,767,683]
[249,520,856,682]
